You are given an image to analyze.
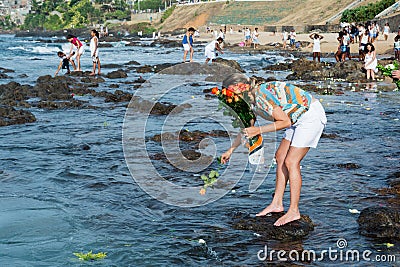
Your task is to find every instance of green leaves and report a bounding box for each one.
[73,251,107,261]
[341,0,395,22]
[377,61,400,90]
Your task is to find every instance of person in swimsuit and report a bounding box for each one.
[220,73,327,226]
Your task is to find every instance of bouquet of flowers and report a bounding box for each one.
[377,61,400,90]
[211,83,264,165]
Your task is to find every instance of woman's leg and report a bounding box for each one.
[183,50,188,62]
[317,52,321,62]
[97,58,101,75]
[274,146,310,226]
[256,138,291,216]
[76,54,81,71]
[366,69,371,79]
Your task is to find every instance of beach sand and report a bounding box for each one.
[197,31,396,56]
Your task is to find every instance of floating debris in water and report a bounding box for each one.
[73,251,107,261]
[198,239,206,245]
[349,209,360,214]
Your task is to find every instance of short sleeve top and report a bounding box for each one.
[72,37,82,47]
[255,81,313,124]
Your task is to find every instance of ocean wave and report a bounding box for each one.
[7,45,61,54]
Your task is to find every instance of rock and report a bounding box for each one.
[98,42,113,48]
[0,106,36,126]
[102,63,123,69]
[106,69,128,79]
[81,144,91,150]
[0,73,11,79]
[136,63,177,73]
[213,58,245,73]
[150,39,182,48]
[127,96,191,115]
[126,60,140,66]
[109,84,119,88]
[358,207,400,239]
[151,130,229,143]
[232,212,314,240]
[336,163,361,169]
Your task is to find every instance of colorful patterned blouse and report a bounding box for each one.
[255,81,312,124]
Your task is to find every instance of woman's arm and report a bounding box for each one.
[221,132,243,164]
[244,106,291,138]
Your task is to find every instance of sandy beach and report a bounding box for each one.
[197,31,396,56]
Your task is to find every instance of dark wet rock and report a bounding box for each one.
[231,212,314,241]
[0,67,14,73]
[102,63,123,69]
[213,58,245,73]
[0,73,11,79]
[336,163,361,169]
[388,171,400,189]
[127,96,192,115]
[109,84,120,88]
[80,76,105,83]
[358,207,400,239]
[151,130,229,143]
[69,71,85,77]
[18,74,28,78]
[133,76,146,83]
[136,65,153,73]
[126,60,140,66]
[150,39,181,48]
[105,90,132,102]
[81,144,91,150]
[321,133,341,139]
[98,42,113,48]
[266,58,379,83]
[106,69,128,79]
[136,63,177,73]
[36,100,87,109]
[0,106,36,126]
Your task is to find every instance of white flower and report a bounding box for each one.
[385,64,396,70]
[198,239,206,244]
[349,209,360,214]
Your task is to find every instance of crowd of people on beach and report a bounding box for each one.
[54,29,101,77]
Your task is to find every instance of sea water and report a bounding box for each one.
[0,34,399,266]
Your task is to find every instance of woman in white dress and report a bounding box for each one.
[364,43,377,80]
[309,33,323,62]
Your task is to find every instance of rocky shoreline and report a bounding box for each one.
[1,39,399,241]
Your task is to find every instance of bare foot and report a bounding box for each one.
[273,210,300,226]
[256,204,284,217]
[89,72,95,76]
[97,72,101,75]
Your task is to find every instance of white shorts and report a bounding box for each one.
[283,100,327,148]
[205,48,216,60]
[183,43,191,51]
[71,45,85,59]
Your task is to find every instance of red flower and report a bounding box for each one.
[211,87,219,95]
[225,90,234,97]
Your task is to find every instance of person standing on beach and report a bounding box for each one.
[394,34,400,60]
[289,29,296,48]
[359,30,369,61]
[252,28,260,49]
[218,29,225,40]
[205,37,224,63]
[90,29,101,76]
[244,28,251,47]
[220,74,327,226]
[364,43,377,80]
[67,34,85,71]
[282,30,288,49]
[383,23,390,41]
[182,27,195,62]
[309,33,323,62]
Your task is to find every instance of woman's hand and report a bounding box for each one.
[392,70,400,79]
[243,126,261,138]
[221,150,232,164]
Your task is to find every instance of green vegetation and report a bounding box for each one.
[133,0,164,10]
[0,15,16,30]
[161,5,176,23]
[341,0,396,22]
[21,0,129,30]
[73,251,107,261]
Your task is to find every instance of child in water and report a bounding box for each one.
[54,51,75,76]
